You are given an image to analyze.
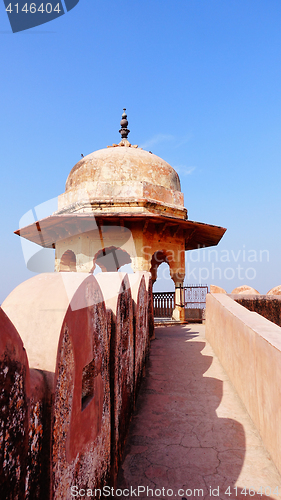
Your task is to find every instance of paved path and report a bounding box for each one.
[117,324,281,500]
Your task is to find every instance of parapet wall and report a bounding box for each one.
[231,294,281,327]
[0,308,30,500]
[206,293,281,475]
[0,271,153,499]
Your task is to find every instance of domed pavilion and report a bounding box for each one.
[15,110,226,320]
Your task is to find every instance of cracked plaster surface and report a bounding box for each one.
[117,324,281,500]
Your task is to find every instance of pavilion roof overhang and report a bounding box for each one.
[14,213,226,251]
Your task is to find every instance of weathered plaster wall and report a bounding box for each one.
[54,219,186,287]
[1,271,153,498]
[147,275,155,340]
[55,226,138,273]
[0,308,52,500]
[95,273,134,483]
[128,274,149,400]
[231,294,281,327]
[52,276,110,500]
[0,308,30,500]
[2,273,88,373]
[58,181,185,217]
[26,369,51,500]
[206,293,281,475]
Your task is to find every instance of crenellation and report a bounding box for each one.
[0,272,153,498]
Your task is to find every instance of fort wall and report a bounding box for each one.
[0,271,153,499]
[232,294,281,328]
[206,293,281,475]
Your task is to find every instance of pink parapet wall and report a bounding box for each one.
[128,273,150,401]
[52,275,110,500]
[205,293,281,476]
[1,271,153,498]
[2,273,111,499]
[95,271,153,482]
[0,308,30,500]
[0,306,53,500]
[95,272,135,483]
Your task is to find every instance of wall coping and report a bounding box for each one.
[209,293,281,351]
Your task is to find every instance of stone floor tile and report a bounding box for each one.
[117,324,281,500]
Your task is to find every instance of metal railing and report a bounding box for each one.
[183,284,208,309]
[153,285,208,318]
[153,291,174,318]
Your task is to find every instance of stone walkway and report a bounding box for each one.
[117,324,281,500]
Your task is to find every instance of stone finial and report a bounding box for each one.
[107,109,138,148]
[119,108,130,140]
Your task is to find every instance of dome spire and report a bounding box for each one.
[108,109,138,148]
[119,108,130,141]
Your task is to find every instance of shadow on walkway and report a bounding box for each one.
[117,324,280,500]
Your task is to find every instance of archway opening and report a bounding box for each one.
[93,264,102,276]
[59,250,77,272]
[92,246,132,273]
[152,262,175,293]
[150,251,175,292]
[118,263,134,274]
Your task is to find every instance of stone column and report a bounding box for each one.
[170,252,185,322]
[172,280,185,322]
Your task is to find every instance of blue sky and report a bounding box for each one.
[1,0,281,302]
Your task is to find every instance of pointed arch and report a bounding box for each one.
[91,246,132,273]
[59,250,77,272]
[150,250,171,284]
